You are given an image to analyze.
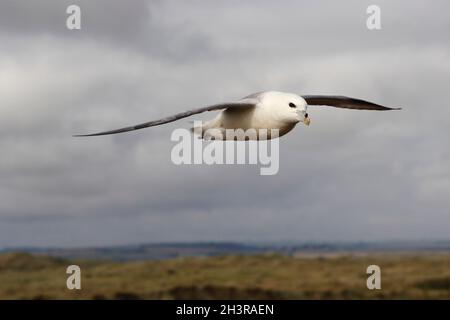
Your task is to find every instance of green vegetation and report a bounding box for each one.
[0,252,449,299]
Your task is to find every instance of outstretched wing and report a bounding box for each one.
[302,95,401,111]
[74,100,257,137]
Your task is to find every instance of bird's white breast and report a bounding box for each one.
[199,91,303,140]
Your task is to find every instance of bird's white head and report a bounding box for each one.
[260,91,310,126]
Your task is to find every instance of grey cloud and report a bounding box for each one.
[0,0,449,247]
[0,0,218,63]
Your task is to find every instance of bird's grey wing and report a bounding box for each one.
[302,95,401,111]
[74,100,257,137]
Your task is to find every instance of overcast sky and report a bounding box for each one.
[0,0,449,248]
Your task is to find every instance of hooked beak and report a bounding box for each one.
[303,113,311,126]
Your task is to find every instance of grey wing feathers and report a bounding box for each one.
[74,100,257,137]
[302,95,401,111]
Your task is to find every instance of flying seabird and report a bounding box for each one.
[74,91,401,140]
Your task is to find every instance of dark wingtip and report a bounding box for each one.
[73,134,99,137]
[381,106,402,111]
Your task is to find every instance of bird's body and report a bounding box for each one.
[75,91,401,139]
[199,91,306,139]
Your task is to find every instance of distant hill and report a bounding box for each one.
[0,252,66,271]
[1,240,449,261]
[1,242,269,261]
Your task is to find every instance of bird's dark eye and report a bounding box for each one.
[289,102,296,108]
[305,113,308,118]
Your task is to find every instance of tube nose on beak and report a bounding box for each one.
[303,113,311,126]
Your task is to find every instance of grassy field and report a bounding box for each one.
[0,252,449,299]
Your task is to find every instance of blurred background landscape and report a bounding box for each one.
[1,241,449,299]
[1,1,449,300]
